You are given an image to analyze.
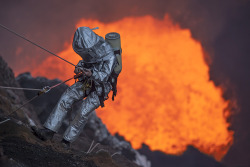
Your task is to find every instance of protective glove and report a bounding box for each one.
[74,60,84,74]
[74,66,83,74]
[82,68,92,77]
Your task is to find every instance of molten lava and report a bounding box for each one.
[32,15,233,160]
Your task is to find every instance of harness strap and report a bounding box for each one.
[81,79,92,93]
[99,84,106,108]
[111,77,118,101]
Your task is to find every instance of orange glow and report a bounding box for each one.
[32,15,233,160]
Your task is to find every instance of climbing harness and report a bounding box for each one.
[81,79,92,93]
[0,23,76,67]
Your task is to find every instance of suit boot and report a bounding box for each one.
[32,126,55,141]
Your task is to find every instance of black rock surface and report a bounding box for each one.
[138,144,225,167]
[0,55,142,167]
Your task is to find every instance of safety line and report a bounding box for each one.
[0,23,76,67]
[0,118,10,125]
[4,75,75,116]
[7,94,40,117]
[0,85,42,91]
[50,76,74,89]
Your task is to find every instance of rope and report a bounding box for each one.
[0,23,76,67]
[0,118,10,125]
[5,76,75,116]
[0,85,42,91]
[50,76,74,89]
[7,94,40,117]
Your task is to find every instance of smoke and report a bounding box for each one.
[0,0,246,73]
[1,0,250,166]
[0,0,242,72]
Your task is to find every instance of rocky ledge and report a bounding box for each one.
[0,55,150,167]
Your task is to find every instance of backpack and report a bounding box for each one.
[105,32,122,100]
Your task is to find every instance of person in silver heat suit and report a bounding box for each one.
[34,27,116,146]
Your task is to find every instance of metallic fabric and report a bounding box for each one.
[73,27,100,49]
[44,82,85,133]
[72,26,113,63]
[63,91,100,142]
[90,42,116,97]
[44,82,100,142]
[44,27,116,142]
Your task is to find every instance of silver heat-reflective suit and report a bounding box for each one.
[44,27,116,142]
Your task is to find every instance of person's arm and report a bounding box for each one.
[74,60,84,74]
[90,52,116,83]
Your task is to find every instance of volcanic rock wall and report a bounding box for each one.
[0,55,147,167]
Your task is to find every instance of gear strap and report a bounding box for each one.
[81,79,93,93]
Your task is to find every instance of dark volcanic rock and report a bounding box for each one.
[0,56,17,87]
[0,119,117,167]
[0,56,142,167]
[16,72,150,167]
[138,144,225,167]
[0,56,40,126]
[16,72,68,123]
[0,55,26,117]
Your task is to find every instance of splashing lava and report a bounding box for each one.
[33,15,233,161]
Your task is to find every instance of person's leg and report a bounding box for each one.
[44,82,85,132]
[63,91,100,143]
[32,82,85,141]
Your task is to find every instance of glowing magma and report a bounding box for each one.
[32,15,233,160]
